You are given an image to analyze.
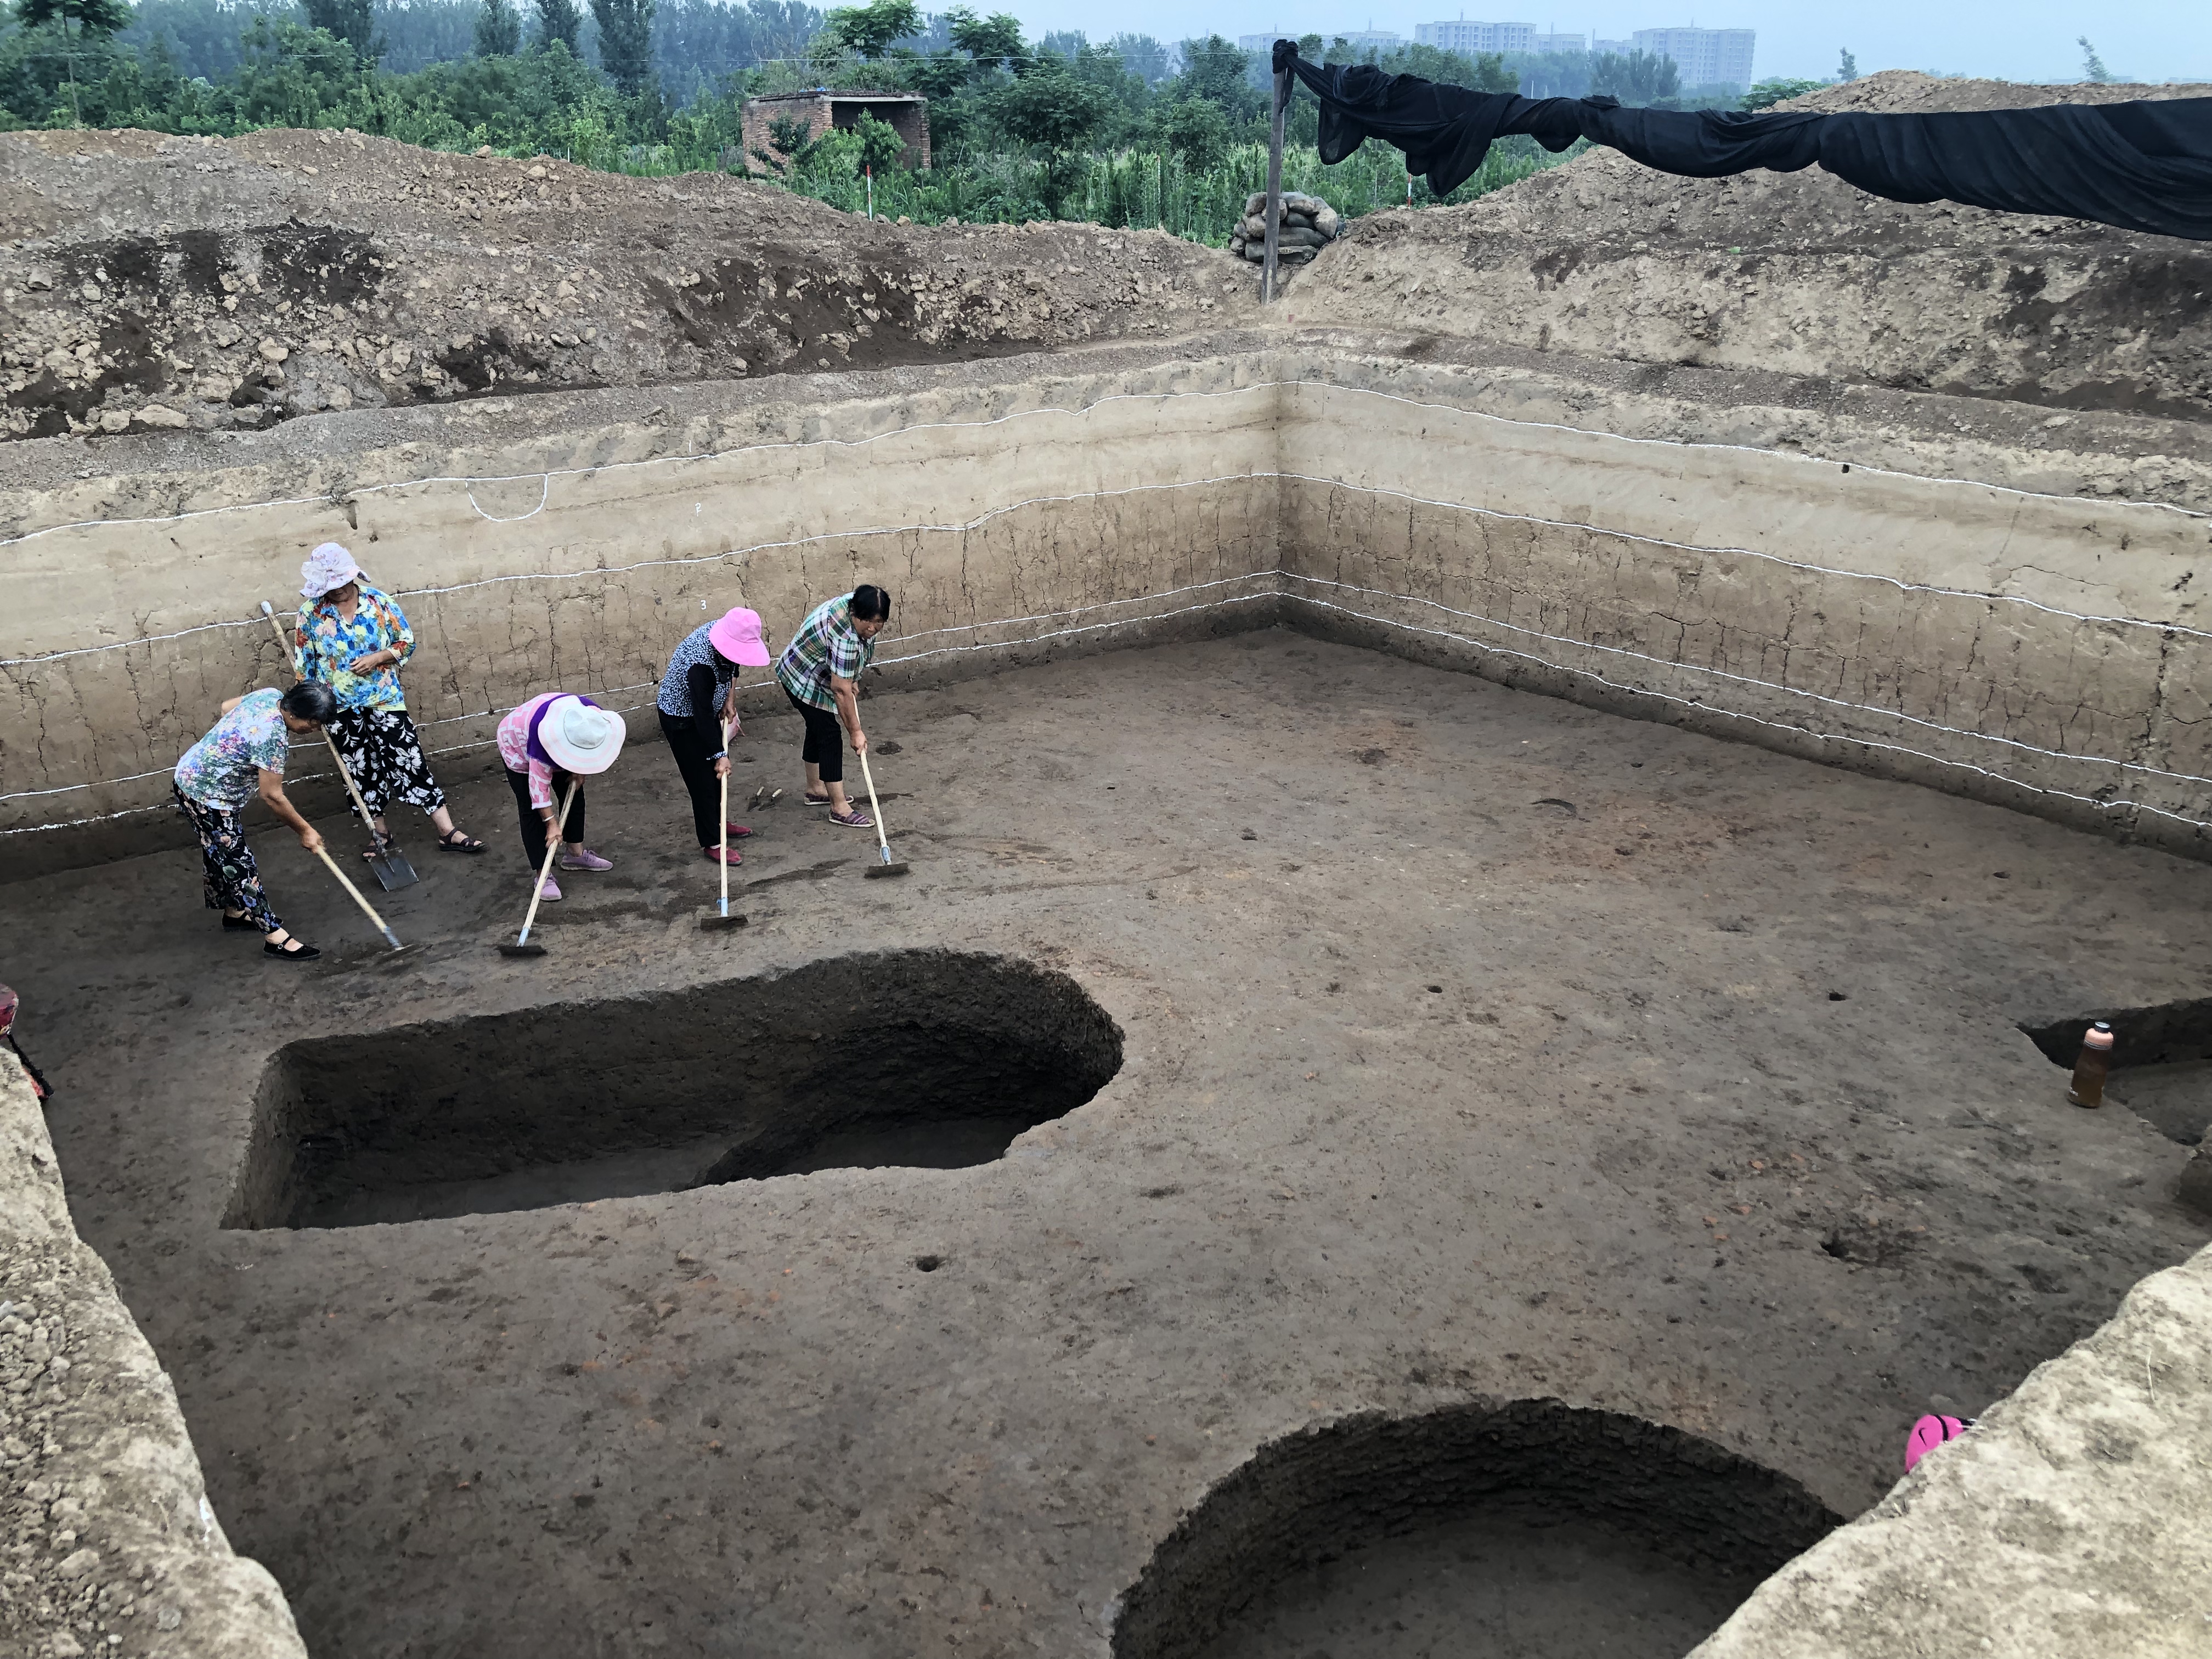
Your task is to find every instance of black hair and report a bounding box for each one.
[282,680,339,725]
[850,584,892,623]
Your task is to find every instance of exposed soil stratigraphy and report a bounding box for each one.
[0,126,1252,439]
[1293,72,2212,431]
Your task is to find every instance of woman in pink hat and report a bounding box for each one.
[656,606,772,865]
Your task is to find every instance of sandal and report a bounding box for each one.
[723,822,754,839]
[437,830,487,854]
[704,845,742,866]
[828,808,874,830]
[263,937,321,961]
[804,792,834,808]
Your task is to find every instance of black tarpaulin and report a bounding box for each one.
[1274,41,2212,241]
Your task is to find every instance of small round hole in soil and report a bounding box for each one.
[1426,984,1443,994]
[913,1254,943,1272]
[1828,991,1848,1001]
[1113,1401,1838,1659]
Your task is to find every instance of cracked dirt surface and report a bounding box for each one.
[6,630,2207,1658]
[0,126,1252,442]
[1291,72,2212,428]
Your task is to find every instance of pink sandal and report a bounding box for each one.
[828,808,874,830]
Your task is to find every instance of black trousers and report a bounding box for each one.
[505,766,585,872]
[660,710,726,848]
[786,687,845,785]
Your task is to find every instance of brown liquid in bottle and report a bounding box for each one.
[2069,1022,2114,1108]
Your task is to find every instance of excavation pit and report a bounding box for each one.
[1113,1403,1842,1659]
[221,949,1123,1229]
[2020,1000,2212,1145]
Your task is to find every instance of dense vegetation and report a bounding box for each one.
[0,0,1828,242]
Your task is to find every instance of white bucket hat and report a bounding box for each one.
[300,541,362,599]
[536,696,627,774]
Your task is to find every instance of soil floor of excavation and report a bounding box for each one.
[11,631,2209,1659]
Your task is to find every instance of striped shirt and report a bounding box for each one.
[775,596,875,712]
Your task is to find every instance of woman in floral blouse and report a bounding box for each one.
[292,542,484,861]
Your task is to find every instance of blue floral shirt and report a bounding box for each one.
[174,688,289,811]
[294,582,415,712]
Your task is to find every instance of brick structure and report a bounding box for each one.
[741,91,930,172]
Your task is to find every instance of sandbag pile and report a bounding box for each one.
[1226,190,1342,267]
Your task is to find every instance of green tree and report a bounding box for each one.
[301,0,377,63]
[534,0,581,54]
[821,0,913,59]
[1110,31,1169,85]
[991,51,1109,213]
[590,0,653,92]
[475,0,520,57]
[1590,48,1679,105]
[1741,76,1824,111]
[2079,36,2109,83]
[1170,33,1263,125]
[13,0,134,125]
[1153,94,1228,167]
[1835,48,1857,81]
[946,7,1024,72]
[853,106,902,168]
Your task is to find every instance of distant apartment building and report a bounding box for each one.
[1531,30,1585,53]
[1632,25,1756,88]
[1414,19,1537,54]
[1592,36,1633,56]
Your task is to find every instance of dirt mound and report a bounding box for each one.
[1291,72,2212,425]
[0,126,1252,442]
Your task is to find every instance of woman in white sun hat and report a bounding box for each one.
[495,692,627,902]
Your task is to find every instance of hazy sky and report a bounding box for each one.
[1014,3,2211,85]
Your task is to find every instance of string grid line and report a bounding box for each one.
[9,572,2207,836]
[5,376,2205,664]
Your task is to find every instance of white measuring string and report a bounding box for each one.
[6,376,2198,558]
[1,473,1284,670]
[0,581,1268,831]
[1271,469,2212,642]
[1278,589,2207,831]
[7,373,2204,659]
[9,457,2202,674]
[1279,572,2212,791]
[0,381,1286,557]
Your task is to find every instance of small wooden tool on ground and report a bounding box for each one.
[699,766,747,931]
[856,748,908,878]
[260,600,417,890]
[499,782,574,958]
[311,845,404,951]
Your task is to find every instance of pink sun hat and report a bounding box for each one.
[708,606,772,667]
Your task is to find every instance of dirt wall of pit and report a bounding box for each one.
[1688,1237,2212,1659]
[8,335,2212,873]
[0,1051,306,1658]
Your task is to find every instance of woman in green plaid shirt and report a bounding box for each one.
[775,584,891,827]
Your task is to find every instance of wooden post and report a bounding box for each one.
[1261,55,1290,303]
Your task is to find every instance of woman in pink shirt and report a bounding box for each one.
[496,693,626,901]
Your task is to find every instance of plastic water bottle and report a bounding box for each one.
[2068,1022,2114,1108]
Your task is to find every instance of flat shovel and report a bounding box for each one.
[260,600,417,890]
[699,768,747,932]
